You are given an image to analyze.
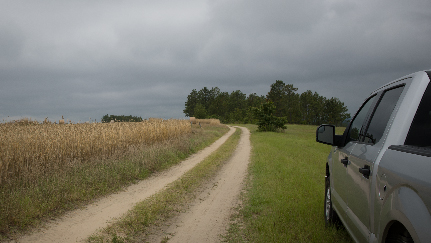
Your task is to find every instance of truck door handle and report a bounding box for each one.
[359,165,371,179]
[341,157,349,167]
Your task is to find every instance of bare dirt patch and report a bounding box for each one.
[15,126,236,243]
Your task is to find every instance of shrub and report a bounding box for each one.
[101,114,143,123]
[253,101,287,132]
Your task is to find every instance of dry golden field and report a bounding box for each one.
[190,118,221,125]
[0,119,191,184]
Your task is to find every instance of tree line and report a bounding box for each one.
[183,80,350,126]
[101,114,143,123]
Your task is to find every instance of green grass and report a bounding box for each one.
[223,124,352,243]
[88,127,242,242]
[0,124,229,240]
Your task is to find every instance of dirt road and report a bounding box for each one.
[16,126,250,243]
[150,126,251,242]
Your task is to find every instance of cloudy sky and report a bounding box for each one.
[1,0,430,123]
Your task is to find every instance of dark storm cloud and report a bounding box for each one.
[1,0,431,122]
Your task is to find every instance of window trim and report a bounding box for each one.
[346,84,406,146]
[346,94,379,143]
[361,84,406,145]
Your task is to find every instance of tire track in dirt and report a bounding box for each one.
[151,126,251,243]
[16,126,236,243]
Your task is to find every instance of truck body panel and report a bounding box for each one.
[317,70,431,243]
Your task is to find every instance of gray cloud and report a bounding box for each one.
[1,0,431,123]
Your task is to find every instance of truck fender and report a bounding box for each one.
[378,186,431,243]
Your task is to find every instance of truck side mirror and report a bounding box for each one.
[316,125,335,145]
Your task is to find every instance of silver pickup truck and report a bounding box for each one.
[316,70,431,243]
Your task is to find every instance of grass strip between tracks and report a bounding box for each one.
[88,127,242,243]
[223,124,353,243]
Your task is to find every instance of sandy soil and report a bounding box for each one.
[15,126,237,243]
[149,126,251,243]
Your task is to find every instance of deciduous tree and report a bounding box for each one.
[193,103,207,119]
[183,89,199,117]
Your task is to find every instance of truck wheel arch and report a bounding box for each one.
[383,221,413,243]
[378,186,431,243]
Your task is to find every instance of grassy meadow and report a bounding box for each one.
[0,120,228,240]
[223,124,352,243]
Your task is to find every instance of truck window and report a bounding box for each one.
[405,81,431,147]
[348,95,377,141]
[364,86,405,144]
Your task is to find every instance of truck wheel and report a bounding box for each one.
[324,176,338,227]
[385,223,414,243]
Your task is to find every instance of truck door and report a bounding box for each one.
[332,95,378,224]
[345,86,405,242]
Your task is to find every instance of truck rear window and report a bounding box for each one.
[405,75,431,147]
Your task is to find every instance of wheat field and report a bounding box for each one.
[0,119,191,184]
[190,118,221,125]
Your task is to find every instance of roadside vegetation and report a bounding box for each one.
[223,124,352,243]
[88,128,242,242]
[0,122,228,240]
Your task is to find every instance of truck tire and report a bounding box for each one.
[385,223,414,243]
